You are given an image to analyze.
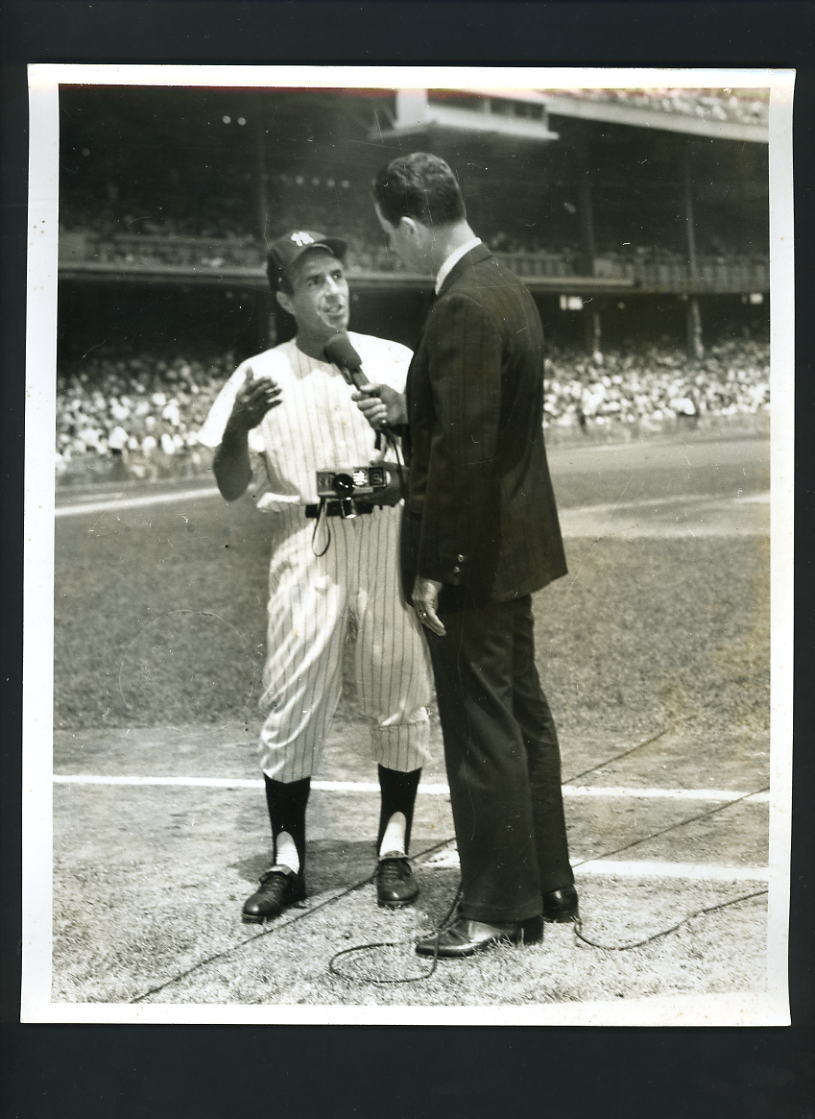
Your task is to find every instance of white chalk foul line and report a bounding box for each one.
[52,775,770,885]
[55,488,771,521]
[52,774,769,804]
[56,487,219,517]
[573,859,769,882]
[423,847,769,883]
[565,784,769,804]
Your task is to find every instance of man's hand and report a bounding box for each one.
[352,383,407,431]
[228,366,282,432]
[353,461,407,508]
[411,576,446,637]
[213,368,281,502]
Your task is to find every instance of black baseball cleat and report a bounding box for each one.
[375,855,419,908]
[542,884,579,923]
[415,915,544,959]
[241,866,306,923]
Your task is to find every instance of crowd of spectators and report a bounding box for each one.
[549,88,769,126]
[56,351,235,481]
[59,166,259,241]
[543,337,770,431]
[59,171,397,272]
[60,227,405,274]
[60,222,767,285]
[59,154,769,281]
[55,335,770,481]
[60,208,767,286]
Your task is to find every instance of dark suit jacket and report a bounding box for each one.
[401,242,567,605]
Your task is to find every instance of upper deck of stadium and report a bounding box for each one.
[57,84,770,303]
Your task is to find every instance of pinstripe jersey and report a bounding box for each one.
[198,332,413,506]
[198,331,432,781]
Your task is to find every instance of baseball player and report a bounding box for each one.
[198,230,433,923]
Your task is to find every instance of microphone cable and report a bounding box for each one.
[125,734,770,999]
[326,772,771,985]
[310,499,332,558]
[312,331,409,554]
[327,879,462,986]
[327,728,676,983]
[568,782,770,952]
[571,888,768,953]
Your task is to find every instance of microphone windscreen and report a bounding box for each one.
[324,332,362,372]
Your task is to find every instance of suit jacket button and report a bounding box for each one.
[456,554,465,563]
[452,565,461,574]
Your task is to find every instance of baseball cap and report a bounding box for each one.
[266,229,348,288]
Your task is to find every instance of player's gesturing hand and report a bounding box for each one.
[230,366,282,431]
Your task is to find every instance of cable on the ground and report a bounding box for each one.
[571,888,768,951]
[569,782,769,872]
[128,834,457,1003]
[327,780,771,984]
[129,734,769,997]
[327,884,462,986]
[564,725,670,784]
[327,726,675,983]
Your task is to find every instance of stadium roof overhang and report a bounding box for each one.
[365,88,768,148]
[541,93,769,144]
[368,88,560,144]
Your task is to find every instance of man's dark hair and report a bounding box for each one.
[373,152,466,228]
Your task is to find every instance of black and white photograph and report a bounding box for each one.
[22,65,794,1025]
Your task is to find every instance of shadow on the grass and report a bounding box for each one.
[232,838,385,896]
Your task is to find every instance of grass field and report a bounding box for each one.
[43,431,777,1019]
[54,433,769,740]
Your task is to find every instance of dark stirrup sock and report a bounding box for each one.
[376,765,421,855]
[264,775,311,876]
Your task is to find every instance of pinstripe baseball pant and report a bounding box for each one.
[258,504,433,782]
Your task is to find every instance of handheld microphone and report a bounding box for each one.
[324,332,391,437]
[324,332,368,390]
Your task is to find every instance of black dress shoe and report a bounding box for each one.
[542,884,579,923]
[241,866,306,924]
[375,855,419,908]
[415,915,543,959]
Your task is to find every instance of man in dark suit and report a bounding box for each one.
[355,152,577,958]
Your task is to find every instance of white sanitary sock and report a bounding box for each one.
[274,830,300,874]
[378,811,407,859]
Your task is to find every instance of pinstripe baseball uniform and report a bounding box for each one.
[199,331,433,782]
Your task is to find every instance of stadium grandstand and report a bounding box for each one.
[56,84,770,483]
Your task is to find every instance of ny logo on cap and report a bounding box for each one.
[290,231,315,246]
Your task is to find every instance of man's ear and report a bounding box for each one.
[276,289,293,315]
[399,216,419,238]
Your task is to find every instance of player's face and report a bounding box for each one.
[280,250,350,340]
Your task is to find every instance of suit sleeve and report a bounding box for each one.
[418,292,502,586]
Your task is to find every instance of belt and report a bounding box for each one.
[305,500,375,518]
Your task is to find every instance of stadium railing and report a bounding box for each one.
[58,231,770,293]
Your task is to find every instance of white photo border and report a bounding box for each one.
[22,63,795,1026]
